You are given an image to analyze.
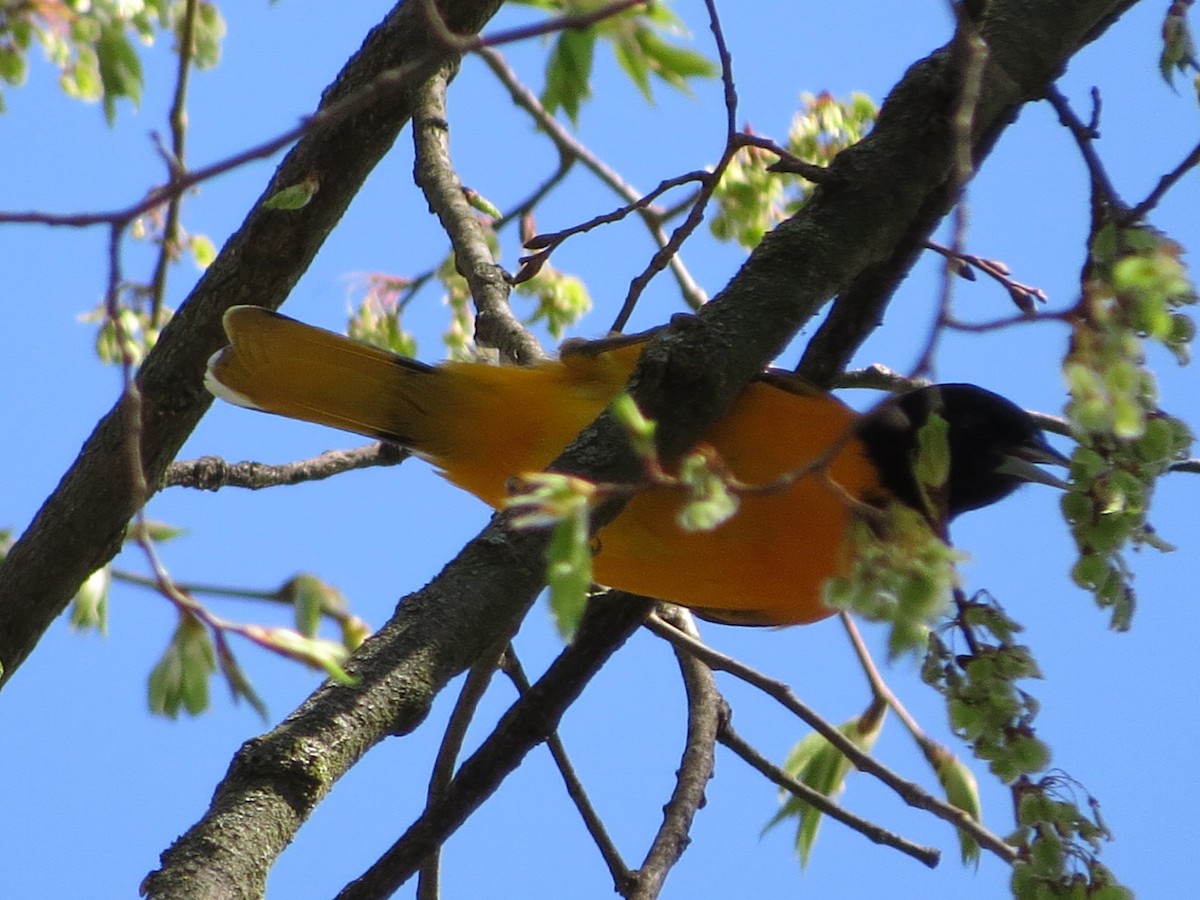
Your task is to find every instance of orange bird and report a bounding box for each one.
[206,306,1067,626]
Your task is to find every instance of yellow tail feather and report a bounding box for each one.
[206,306,440,446]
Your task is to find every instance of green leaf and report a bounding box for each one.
[1160,3,1199,88]
[0,45,29,87]
[914,411,952,493]
[190,233,217,270]
[215,643,268,720]
[612,30,652,101]
[254,627,356,685]
[545,512,592,640]
[927,743,983,865]
[69,566,111,635]
[284,573,332,637]
[634,28,718,93]
[463,186,502,219]
[676,448,739,533]
[610,392,657,461]
[505,472,597,640]
[541,28,596,125]
[128,519,187,544]
[263,173,320,210]
[765,700,886,867]
[148,614,215,718]
[96,25,143,125]
[189,2,227,70]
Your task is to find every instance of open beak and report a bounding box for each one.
[996,435,1072,490]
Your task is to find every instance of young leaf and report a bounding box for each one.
[69,566,111,635]
[148,614,216,718]
[765,698,886,866]
[263,173,320,211]
[926,742,983,865]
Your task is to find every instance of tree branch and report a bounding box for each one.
[0,0,508,691]
[164,443,409,491]
[627,607,720,899]
[411,64,543,363]
[500,648,633,893]
[335,594,653,900]
[717,721,941,868]
[644,613,1019,864]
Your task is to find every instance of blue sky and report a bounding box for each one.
[2,2,1197,898]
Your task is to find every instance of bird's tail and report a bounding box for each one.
[205,305,443,447]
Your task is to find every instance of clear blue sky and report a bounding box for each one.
[2,2,1196,898]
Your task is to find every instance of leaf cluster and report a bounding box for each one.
[0,0,225,122]
[710,92,877,248]
[523,0,717,125]
[1063,222,1196,629]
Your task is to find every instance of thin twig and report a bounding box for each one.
[643,613,1019,864]
[146,0,200,324]
[476,47,706,312]
[418,0,648,53]
[924,239,1049,311]
[500,649,633,894]
[609,0,740,331]
[412,65,543,363]
[418,645,506,900]
[840,614,926,740]
[164,443,409,490]
[1044,85,1125,210]
[718,723,940,869]
[1125,137,1200,223]
[913,7,991,379]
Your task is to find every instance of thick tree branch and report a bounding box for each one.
[0,0,507,690]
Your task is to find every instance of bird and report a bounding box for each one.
[205,305,1069,627]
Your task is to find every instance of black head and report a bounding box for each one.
[857,384,1069,520]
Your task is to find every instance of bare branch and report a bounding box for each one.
[418,645,506,900]
[164,443,409,491]
[609,0,744,332]
[336,594,652,900]
[925,239,1050,312]
[718,722,941,869]
[644,613,1019,864]
[477,47,707,311]
[627,607,719,899]
[500,649,632,893]
[1126,137,1200,223]
[1045,84,1126,211]
[146,0,201,323]
[412,65,543,363]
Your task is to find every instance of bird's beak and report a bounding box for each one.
[996,436,1072,490]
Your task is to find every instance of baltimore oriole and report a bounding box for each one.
[205,306,1068,626]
